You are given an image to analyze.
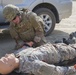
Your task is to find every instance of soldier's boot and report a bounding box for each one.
[64,32,76,44]
[63,38,70,45]
[54,38,68,44]
[55,31,76,45]
[62,37,76,45]
[69,31,76,39]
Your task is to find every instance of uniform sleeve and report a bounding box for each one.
[28,12,45,38]
[9,22,18,39]
[32,60,76,75]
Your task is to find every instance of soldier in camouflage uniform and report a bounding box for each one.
[3,4,47,49]
[0,43,76,75]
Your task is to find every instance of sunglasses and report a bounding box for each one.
[12,16,17,21]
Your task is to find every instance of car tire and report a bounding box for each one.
[34,8,56,36]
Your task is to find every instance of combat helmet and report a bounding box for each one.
[3,4,20,21]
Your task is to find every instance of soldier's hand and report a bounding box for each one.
[34,36,41,43]
[26,41,34,47]
[74,64,76,69]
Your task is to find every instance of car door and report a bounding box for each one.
[2,0,24,6]
[0,0,5,22]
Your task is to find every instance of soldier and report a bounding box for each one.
[3,4,47,49]
[0,43,76,75]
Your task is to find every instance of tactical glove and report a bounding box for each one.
[34,36,41,43]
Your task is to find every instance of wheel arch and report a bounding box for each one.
[32,3,60,23]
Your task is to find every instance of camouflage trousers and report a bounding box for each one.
[14,43,76,75]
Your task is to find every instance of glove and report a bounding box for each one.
[34,36,41,43]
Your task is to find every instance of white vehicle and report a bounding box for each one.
[0,0,72,35]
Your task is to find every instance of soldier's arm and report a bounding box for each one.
[29,12,45,41]
[9,23,22,49]
[9,23,19,39]
[24,60,76,75]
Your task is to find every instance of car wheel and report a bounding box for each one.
[34,8,56,36]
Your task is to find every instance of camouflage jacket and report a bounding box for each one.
[9,11,44,42]
[14,43,76,75]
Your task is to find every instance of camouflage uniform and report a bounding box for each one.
[14,43,76,75]
[3,4,46,47]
